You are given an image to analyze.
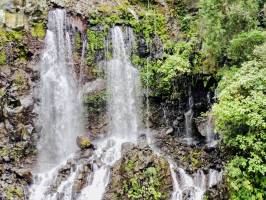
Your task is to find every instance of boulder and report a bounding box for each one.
[166,127,174,135]
[196,115,215,137]
[105,145,173,200]
[76,136,94,150]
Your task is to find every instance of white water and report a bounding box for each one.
[79,26,142,200]
[205,115,218,147]
[30,23,141,200]
[146,131,222,200]
[184,86,194,144]
[35,9,84,171]
[29,9,84,199]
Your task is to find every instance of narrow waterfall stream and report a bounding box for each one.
[184,85,194,145]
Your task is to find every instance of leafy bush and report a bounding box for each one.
[227,30,266,64]
[124,167,162,200]
[198,0,259,68]
[213,43,266,200]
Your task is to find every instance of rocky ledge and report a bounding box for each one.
[105,143,173,200]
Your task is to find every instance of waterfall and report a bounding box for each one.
[205,115,218,147]
[184,85,193,144]
[78,26,141,200]
[29,9,85,199]
[106,26,141,140]
[36,9,84,171]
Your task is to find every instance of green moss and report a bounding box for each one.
[0,50,7,65]
[31,22,46,39]
[0,147,9,157]
[13,71,27,90]
[0,144,27,162]
[124,160,135,172]
[0,28,29,63]
[0,88,5,97]
[74,32,82,50]
[181,148,204,170]
[4,186,24,200]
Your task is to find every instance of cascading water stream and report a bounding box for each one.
[184,85,194,144]
[146,132,222,200]
[29,9,85,200]
[78,26,142,200]
[36,9,84,170]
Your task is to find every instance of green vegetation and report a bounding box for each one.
[84,91,107,114]
[13,70,28,92]
[198,0,259,68]
[227,30,266,64]
[0,144,27,162]
[0,28,28,65]
[123,165,163,199]
[86,29,107,66]
[181,148,204,170]
[0,50,7,65]
[4,186,24,200]
[0,1,264,199]
[30,22,46,39]
[213,44,266,200]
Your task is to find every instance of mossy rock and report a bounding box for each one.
[105,145,172,200]
[30,22,46,39]
[4,186,24,200]
[76,136,94,150]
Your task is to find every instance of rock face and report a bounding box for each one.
[105,144,173,200]
[196,115,215,137]
[0,26,41,198]
[154,132,225,174]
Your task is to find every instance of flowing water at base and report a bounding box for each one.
[146,131,223,200]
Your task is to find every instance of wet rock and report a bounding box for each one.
[3,104,23,118]
[3,156,10,163]
[82,79,106,95]
[121,142,135,155]
[76,136,94,150]
[151,34,164,59]
[196,116,215,137]
[205,177,229,200]
[182,187,197,200]
[166,127,174,135]
[80,149,93,158]
[15,168,32,184]
[137,134,148,148]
